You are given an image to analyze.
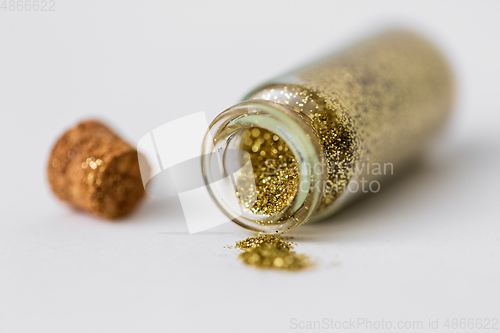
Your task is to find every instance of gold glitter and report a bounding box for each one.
[52,159,60,168]
[251,128,260,137]
[235,235,309,271]
[89,161,97,169]
[237,128,299,216]
[203,31,453,233]
[243,31,453,216]
[81,162,88,169]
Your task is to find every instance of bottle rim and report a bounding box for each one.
[201,100,326,234]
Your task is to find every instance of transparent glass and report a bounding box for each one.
[201,31,453,234]
[201,100,326,234]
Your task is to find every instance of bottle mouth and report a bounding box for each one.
[201,100,326,234]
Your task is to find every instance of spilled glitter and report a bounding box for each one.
[234,235,310,271]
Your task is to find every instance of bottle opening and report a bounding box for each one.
[201,100,326,234]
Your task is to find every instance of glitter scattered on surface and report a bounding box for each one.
[235,235,310,271]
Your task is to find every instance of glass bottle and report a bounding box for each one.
[201,30,454,234]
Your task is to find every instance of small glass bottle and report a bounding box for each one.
[201,30,454,234]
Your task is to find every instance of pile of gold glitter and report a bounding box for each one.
[235,235,309,271]
[237,128,299,216]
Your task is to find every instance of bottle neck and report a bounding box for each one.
[201,99,326,234]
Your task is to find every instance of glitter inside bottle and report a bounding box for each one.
[201,31,454,234]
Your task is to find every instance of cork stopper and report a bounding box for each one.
[47,120,146,219]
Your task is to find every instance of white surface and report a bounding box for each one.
[152,111,208,170]
[1,1,499,332]
[179,176,235,234]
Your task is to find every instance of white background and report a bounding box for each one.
[1,1,499,332]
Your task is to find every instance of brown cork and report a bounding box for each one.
[47,120,146,219]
